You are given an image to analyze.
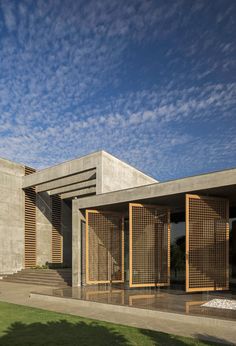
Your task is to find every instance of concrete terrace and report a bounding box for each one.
[0,281,235,345]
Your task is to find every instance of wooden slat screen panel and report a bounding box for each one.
[51,195,63,263]
[24,166,36,268]
[86,210,124,285]
[186,194,229,292]
[129,203,170,288]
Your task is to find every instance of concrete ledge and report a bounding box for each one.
[30,292,236,328]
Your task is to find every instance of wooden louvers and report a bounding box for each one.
[51,195,63,263]
[24,166,36,268]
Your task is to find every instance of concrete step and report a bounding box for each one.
[3,276,71,286]
[2,269,72,287]
[10,272,72,279]
[3,277,71,284]
[3,278,69,287]
[23,268,72,273]
[4,275,71,284]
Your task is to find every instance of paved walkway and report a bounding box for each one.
[0,281,235,345]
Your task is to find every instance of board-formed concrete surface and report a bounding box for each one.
[0,281,235,345]
[0,151,157,275]
[0,158,25,275]
[22,150,157,194]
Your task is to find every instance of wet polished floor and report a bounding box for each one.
[34,285,236,321]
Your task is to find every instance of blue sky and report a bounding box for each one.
[0,0,235,181]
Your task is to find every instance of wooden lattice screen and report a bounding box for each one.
[186,194,229,292]
[24,166,36,268]
[129,203,170,288]
[51,195,63,263]
[86,210,124,284]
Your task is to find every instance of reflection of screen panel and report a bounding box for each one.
[86,210,124,284]
[186,194,229,292]
[129,203,170,288]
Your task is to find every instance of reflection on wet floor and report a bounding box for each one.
[33,285,236,321]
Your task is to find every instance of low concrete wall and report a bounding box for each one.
[0,158,25,274]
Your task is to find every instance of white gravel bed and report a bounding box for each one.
[202,299,236,310]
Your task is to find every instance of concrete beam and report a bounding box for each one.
[49,179,96,196]
[76,168,236,209]
[60,187,96,200]
[23,151,101,188]
[36,169,96,193]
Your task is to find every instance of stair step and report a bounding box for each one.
[2,269,72,287]
[3,278,69,287]
[10,273,72,279]
[23,269,72,273]
[5,276,71,283]
[5,273,71,279]
[3,276,70,282]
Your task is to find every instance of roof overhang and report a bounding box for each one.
[21,151,158,200]
[75,168,236,213]
[22,152,100,199]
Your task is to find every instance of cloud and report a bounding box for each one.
[0,0,235,180]
[0,0,17,32]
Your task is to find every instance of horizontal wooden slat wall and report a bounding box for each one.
[129,203,170,288]
[86,210,124,285]
[24,166,36,268]
[51,195,63,263]
[186,194,229,292]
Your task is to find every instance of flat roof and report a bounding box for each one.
[76,167,236,210]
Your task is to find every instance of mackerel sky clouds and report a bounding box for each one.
[0,0,235,180]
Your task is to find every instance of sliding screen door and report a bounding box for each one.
[186,194,229,292]
[86,210,124,284]
[129,203,170,288]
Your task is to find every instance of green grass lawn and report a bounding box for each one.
[0,301,224,346]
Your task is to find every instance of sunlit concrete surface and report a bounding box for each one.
[31,284,236,322]
[0,281,235,344]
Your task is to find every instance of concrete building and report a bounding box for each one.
[0,150,236,294]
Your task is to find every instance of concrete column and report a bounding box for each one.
[72,199,85,287]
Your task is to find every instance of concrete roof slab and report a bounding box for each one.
[76,168,236,209]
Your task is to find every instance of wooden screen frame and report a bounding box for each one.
[129,203,171,288]
[185,194,229,293]
[86,209,124,285]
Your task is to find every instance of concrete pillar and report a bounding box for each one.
[72,199,85,287]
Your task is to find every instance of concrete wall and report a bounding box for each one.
[0,158,25,274]
[36,192,52,266]
[36,194,72,267]
[23,150,157,196]
[99,151,157,193]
